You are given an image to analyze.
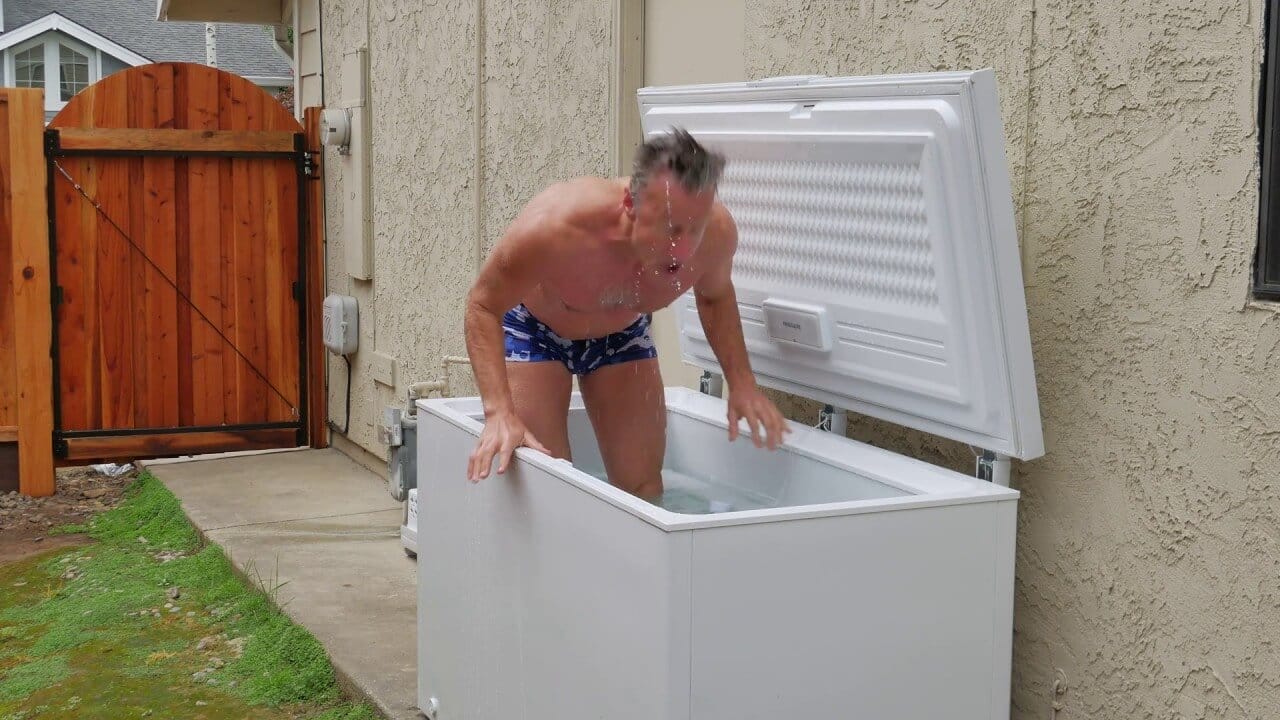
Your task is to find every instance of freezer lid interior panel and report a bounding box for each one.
[637,70,1044,460]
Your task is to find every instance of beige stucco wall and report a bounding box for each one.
[314,0,1280,717]
[318,0,613,450]
[748,1,1280,718]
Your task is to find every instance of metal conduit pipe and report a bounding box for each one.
[407,355,473,406]
[473,0,485,271]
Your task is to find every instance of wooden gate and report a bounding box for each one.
[41,63,319,463]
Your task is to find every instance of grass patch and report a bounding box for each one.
[0,472,379,719]
[0,657,69,704]
[309,706,381,720]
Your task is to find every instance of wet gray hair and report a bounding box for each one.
[629,127,726,203]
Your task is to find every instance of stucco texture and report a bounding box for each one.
[749,1,1280,718]
[319,0,612,451]
[317,0,1280,715]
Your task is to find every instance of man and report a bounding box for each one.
[464,127,789,500]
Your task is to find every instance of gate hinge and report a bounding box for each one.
[44,129,60,157]
[301,152,318,178]
[291,281,303,301]
[52,435,68,459]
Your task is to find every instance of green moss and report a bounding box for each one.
[46,524,89,537]
[27,626,94,655]
[85,473,200,551]
[0,472,382,720]
[0,657,69,703]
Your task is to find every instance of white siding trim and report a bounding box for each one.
[0,13,151,66]
[242,74,293,85]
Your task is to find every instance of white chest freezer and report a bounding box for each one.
[415,68,1044,720]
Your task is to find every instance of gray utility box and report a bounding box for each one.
[416,68,1044,720]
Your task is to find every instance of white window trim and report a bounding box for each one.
[7,32,102,113]
[0,13,150,66]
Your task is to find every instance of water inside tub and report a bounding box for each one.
[583,467,776,515]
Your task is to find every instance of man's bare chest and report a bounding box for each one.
[547,262,696,314]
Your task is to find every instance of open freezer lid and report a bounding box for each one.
[636,69,1045,461]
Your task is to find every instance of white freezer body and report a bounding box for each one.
[416,388,1018,720]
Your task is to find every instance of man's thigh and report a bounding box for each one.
[507,360,574,459]
[578,357,666,498]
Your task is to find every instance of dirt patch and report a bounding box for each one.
[0,464,138,565]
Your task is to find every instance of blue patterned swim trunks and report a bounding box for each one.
[502,303,657,375]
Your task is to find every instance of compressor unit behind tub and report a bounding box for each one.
[383,356,473,559]
[383,407,419,558]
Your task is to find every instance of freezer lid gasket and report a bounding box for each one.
[637,69,1045,461]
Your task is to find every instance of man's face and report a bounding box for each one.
[630,171,715,277]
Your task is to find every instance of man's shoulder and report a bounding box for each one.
[530,175,619,202]
[705,200,739,250]
[531,176,623,228]
[503,176,620,251]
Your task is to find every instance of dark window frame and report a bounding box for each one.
[1256,0,1280,298]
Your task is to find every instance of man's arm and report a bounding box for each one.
[463,205,559,479]
[693,212,789,449]
[692,220,754,392]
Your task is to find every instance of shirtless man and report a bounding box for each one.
[463,128,788,499]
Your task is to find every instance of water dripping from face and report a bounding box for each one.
[665,178,675,247]
[664,178,685,292]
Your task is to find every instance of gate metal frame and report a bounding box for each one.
[43,128,311,458]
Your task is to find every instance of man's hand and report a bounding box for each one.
[726,385,790,450]
[467,411,551,482]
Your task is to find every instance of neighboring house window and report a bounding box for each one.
[13,45,43,89]
[59,44,90,100]
[101,54,129,79]
[3,32,124,114]
[1258,0,1280,298]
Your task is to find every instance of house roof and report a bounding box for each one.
[1,0,291,81]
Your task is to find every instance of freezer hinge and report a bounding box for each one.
[698,371,723,397]
[818,404,847,435]
[976,449,1011,486]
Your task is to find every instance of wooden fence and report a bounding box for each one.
[2,89,53,495]
[2,72,329,497]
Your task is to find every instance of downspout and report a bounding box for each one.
[473,0,485,271]
[204,23,218,67]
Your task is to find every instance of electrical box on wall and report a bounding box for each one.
[340,47,372,280]
[323,294,359,356]
[320,108,351,151]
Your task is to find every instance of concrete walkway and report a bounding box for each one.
[143,448,420,720]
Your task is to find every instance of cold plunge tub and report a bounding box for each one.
[416,69,1044,720]
[416,389,1018,720]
